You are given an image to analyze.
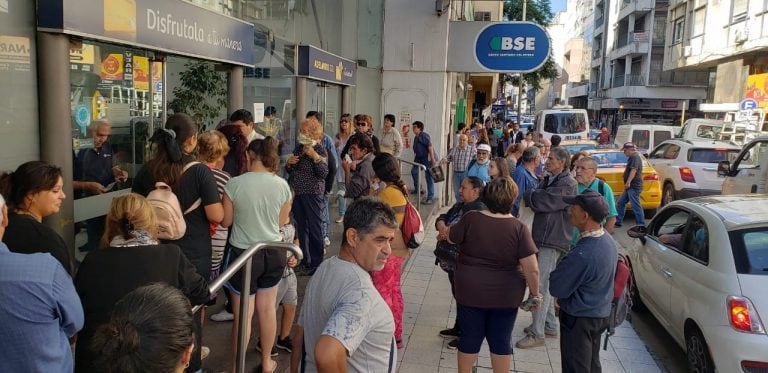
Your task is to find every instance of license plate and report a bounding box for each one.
[565,135,580,140]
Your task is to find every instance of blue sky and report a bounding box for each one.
[551,0,567,13]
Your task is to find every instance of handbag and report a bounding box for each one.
[433,239,459,265]
[429,164,446,183]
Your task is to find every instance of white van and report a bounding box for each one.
[535,106,590,141]
[718,136,768,194]
[613,124,680,153]
[679,118,725,142]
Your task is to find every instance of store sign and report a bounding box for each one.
[745,73,768,108]
[0,35,31,71]
[297,45,356,86]
[448,22,551,73]
[38,0,255,66]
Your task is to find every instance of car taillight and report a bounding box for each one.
[742,361,768,370]
[679,167,696,183]
[728,295,766,334]
[643,173,659,181]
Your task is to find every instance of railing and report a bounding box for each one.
[612,74,626,88]
[398,158,427,210]
[626,74,645,86]
[595,16,604,28]
[192,242,302,373]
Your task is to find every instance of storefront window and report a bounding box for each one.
[0,0,39,170]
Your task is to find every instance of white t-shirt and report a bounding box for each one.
[298,256,396,373]
[223,172,291,249]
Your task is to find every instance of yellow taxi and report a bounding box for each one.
[586,148,662,216]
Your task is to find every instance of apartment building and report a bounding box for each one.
[664,0,768,109]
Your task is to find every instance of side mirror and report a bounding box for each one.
[627,225,647,244]
[717,160,731,177]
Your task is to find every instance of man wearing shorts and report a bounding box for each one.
[291,198,399,372]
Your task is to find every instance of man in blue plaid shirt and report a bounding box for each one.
[441,134,477,202]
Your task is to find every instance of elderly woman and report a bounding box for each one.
[286,117,329,273]
[74,193,208,373]
[448,176,541,373]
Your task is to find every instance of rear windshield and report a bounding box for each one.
[687,148,740,163]
[543,112,587,134]
[731,228,768,275]
[591,152,628,168]
[564,143,597,153]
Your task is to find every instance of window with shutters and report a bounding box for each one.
[474,11,491,21]
[692,7,706,36]
[732,0,749,22]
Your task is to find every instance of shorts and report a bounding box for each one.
[276,270,298,306]
[457,304,518,355]
[223,242,287,296]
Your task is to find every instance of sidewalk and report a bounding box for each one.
[396,213,662,373]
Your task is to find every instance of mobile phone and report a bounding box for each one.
[104,182,116,192]
[344,154,352,163]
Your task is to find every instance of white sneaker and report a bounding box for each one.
[210,309,234,322]
[324,237,331,247]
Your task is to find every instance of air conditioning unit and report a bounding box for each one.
[735,27,749,44]
[682,46,692,57]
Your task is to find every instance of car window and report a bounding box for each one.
[632,130,650,149]
[681,216,708,263]
[734,140,768,170]
[687,148,740,163]
[664,144,681,159]
[654,131,671,146]
[731,228,768,275]
[649,144,669,159]
[650,208,690,239]
[592,151,629,167]
[695,124,722,140]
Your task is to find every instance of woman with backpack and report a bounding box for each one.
[131,113,223,370]
[370,153,410,349]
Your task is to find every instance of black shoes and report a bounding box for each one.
[276,336,293,352]
[439,326,460,338]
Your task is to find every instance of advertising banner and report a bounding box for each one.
[745,73,768,108]
[297,45,357,86]
[38,0,255,66]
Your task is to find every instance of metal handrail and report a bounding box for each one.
[193,241,302,373]
[398,158,428,210]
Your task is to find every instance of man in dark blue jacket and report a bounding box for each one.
[551,190,618,373]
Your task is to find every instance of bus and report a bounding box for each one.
[534,105,590,141]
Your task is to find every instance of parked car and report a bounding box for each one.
[561,139,598,155]
[647,139,741,206]
[625,195,768,372]
[718,136,768,194]
[586,148,662,217]
[614,124,680,154]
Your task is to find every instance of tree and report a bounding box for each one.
[169,61,227,131]
[503,0,559,91]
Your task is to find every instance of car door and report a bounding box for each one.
[722,139,768,194]
[648,143,672,181]
[635,208,691,327]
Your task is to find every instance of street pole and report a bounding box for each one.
[680,100,686,126]
[516,0,527,125]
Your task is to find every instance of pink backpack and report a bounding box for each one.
[147,162,201,240]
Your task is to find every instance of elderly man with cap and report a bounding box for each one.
[465,143,492,184]
[550,190,618,373]
[615,142,645,228]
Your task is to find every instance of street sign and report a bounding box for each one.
[740,98,758,110]
[473,22,551,73]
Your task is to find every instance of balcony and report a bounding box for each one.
[618,0,654,20]
[609,39,649,60]
[626,74,645,86]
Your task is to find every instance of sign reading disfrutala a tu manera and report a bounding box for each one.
[447,22,551,73]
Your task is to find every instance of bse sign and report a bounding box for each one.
[474,22,551,72]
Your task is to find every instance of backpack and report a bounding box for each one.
[401,202,425,249]
[147,162,202,241]
[603,252,633,350]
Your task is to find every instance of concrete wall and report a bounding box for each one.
[715,59,747,104]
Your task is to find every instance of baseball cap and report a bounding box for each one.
[563,190,609,222]
[623,142,635,149]
[477,144,492,153]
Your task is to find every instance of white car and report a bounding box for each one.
[625,195,768,372]
[647,139,741,206]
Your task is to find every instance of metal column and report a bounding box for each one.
[37,32,75,252]
[297,77,308,120]
[228,65,244,115]
[342,85,353,116]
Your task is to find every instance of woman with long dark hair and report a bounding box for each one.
[131,113,222,371]
[0,161,70,273]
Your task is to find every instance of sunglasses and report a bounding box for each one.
[356,122,368,126]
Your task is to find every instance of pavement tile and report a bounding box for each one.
[513,347,550,363]
[622,362,663,373]
[614,347,657,365]
[402,346,442,366]
[401,285,428,296]
[397,362,438,373]
[607,336,647,351]
[514,360,554,373]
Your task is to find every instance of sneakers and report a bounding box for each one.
[523,326,558,338]
[423,198,434,205]
[201,346,210,360]
[255,340,278,357]
[515,333,545,349]
[209,309,234,322]
[439,326,461,338]
[446,339,459,350]
[335,216,344,223]
[276,336,293,352]
[324,237,331,247]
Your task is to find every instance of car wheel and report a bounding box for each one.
[628,262,646,312]
[685,326,715,373]
[662,183,676,206]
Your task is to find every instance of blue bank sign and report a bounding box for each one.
[474,22,550,72]
[38,0,255,66]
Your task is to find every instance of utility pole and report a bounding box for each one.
[516,0,527,124]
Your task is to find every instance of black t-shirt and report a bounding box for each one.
[132,157,221,278]
[74,244,209,373]
[624,152,644,190]
[3,213,72,275]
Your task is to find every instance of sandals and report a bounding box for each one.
[255,360,277,373]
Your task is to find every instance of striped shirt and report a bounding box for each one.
[447,145,476,172]
[210,167,231,276]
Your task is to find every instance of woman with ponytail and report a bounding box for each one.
[91,283,196,373]
[370,152,410,349]
[74,193,209,373]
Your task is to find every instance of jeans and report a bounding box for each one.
[451,171,465,203]
[411,157,434,200]
[616,187,645,226]
[337,181,347,217]
[322,193,330,239]
[529,246,562,338]
[293,194,325,268]
[559,311,610,373]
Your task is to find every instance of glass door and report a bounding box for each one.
[306,81,342,135]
